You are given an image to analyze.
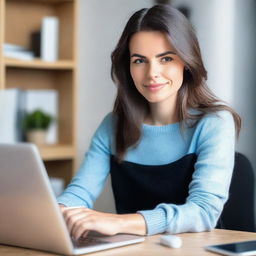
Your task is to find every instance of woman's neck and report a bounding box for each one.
[145,98,179,126]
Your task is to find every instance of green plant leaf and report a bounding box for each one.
[23,109,53,131]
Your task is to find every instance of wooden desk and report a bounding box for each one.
[0,229,255,256]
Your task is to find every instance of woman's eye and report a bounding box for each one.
[161,56,173,63]
[132,58,145,64]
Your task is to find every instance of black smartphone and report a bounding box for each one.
[205,240,256,255]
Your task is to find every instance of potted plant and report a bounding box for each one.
[23,109,53,145]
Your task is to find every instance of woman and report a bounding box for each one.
[58,5,241,240]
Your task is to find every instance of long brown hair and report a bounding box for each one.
[111,5,241,161]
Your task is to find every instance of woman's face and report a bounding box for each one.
[129,31,185,104]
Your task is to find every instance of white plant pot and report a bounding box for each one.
[26,130,47,145]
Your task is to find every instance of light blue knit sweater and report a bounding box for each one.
[57,111,235,235]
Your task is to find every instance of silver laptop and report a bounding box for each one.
[0,143,145,255]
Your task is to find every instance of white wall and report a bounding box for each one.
[233,0,256,175]
[77,0,153,212]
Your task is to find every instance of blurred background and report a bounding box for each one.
[0,0,255,216]
[78,0,256,213]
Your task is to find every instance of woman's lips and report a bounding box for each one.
[145,83,166,92]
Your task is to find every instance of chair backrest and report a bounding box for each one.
[217,152,255,232]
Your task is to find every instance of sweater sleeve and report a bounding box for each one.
[138,111,236,235]
[57,113,113,208]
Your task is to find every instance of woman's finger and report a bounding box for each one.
[62,207,84,220]
[66,212,86,234]
[71,215,94,240]
[61,208,85,232]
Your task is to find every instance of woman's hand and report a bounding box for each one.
[60,207,146,240]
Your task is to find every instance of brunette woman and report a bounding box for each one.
[58,5,241,239]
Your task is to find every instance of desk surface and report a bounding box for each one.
[0,229,255,256]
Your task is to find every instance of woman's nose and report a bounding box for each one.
[147,61,161,79]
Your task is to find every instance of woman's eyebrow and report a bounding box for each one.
[130,53,146,58]
[156,51,176,57]
[130,51,176,59]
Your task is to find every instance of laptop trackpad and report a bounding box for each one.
[72,231,145,254]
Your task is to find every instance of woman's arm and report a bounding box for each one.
[57,113,113,208]
[138,111,236,235]
[57,113,145,239]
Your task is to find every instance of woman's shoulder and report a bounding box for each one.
[194,110,235,138]
[94,112,116,138]
[99,112,116,128]
[190,110,236,156]
[187,109,234,129]
[199,110,234,125]
[91,112,115,150]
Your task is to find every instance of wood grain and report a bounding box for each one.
[0,229,255,256]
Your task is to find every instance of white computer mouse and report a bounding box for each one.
[159,235,182,248]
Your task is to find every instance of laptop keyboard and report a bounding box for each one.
[72,232,144,249]
[73,235,110,248]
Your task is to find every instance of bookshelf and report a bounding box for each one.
[0,0,78,185]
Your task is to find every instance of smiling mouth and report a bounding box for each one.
[144,83,167,92]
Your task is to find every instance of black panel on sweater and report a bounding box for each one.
[110,153,197,214]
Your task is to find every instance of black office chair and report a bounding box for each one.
[217,152,255,232]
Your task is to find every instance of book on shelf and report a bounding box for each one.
[4,15,60,62]
[41,16,59,62]
[0,89,25,143]
[30,31,41,58]
[4,43,35,61]
[4,43,27,52]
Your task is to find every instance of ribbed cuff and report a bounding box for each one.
[57,192,88,208]
[138,207,169,235]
